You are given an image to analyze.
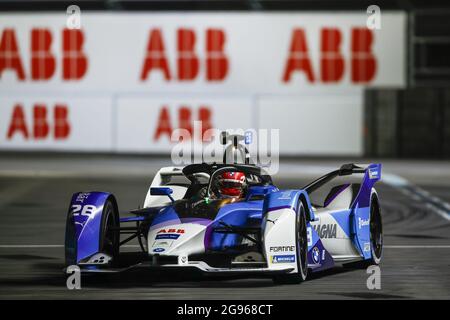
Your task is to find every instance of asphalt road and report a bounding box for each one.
[0,159,449,299]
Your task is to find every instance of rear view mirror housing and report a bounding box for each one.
[150,187,175,203]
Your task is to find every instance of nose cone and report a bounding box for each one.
[147,223,207,256]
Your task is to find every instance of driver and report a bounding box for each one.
[217,171,247,199]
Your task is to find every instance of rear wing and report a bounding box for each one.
[303,163,381,195]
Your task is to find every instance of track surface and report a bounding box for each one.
[0,159,449,299]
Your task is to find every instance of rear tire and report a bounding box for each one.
[344,195,383,269]
[368,196,383,265]
[273,201,308,284]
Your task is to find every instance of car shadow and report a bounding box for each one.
[306,266,357,280]
[0,252,368,290]
[322,292,408,299]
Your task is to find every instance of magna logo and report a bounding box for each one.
[6,104,70,140]
[313,224,337,239]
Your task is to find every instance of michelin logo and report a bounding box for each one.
[359,217,370,229]
[271,255,296,263]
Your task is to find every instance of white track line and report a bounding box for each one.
[384,245,450,248]
[0,245,449,249]
[383,173,450,221]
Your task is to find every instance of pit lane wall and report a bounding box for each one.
[0,12,406,155]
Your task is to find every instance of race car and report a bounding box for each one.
[64,147,382,284]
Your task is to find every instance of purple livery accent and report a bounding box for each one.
[120,216,145,222]
[68,191,111,263]
[180,218,213,250]
[204,224,214,251]
[324,183,350,207]
[307,219,335,273]
[352,163,381,209]
[307,238,335,272]
[350,163,382,259]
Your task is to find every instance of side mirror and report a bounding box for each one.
[150,187,175,203]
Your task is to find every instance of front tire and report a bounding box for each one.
[273,201,308,284]
[99,198,120,265]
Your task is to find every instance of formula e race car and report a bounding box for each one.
[64,145,382,284]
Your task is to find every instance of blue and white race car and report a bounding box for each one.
[65,158,382,284]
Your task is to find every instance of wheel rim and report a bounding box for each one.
[297,205,308,277]
[370,203,383,259]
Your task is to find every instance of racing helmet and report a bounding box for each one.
[217,171,246,198]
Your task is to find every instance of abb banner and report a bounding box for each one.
[0,12,406,155]
[116,97,253,153]
[0,97,112,151]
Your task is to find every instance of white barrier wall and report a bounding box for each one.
[0,12,406,155]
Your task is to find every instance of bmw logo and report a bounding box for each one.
[312,246,320,264]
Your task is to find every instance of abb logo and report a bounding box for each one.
[157,229,185,234]
[283,28,376,83]
[140,29,228,82]
[154,106,213,142]
[0,28,88,81]
[6,104,70,140]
